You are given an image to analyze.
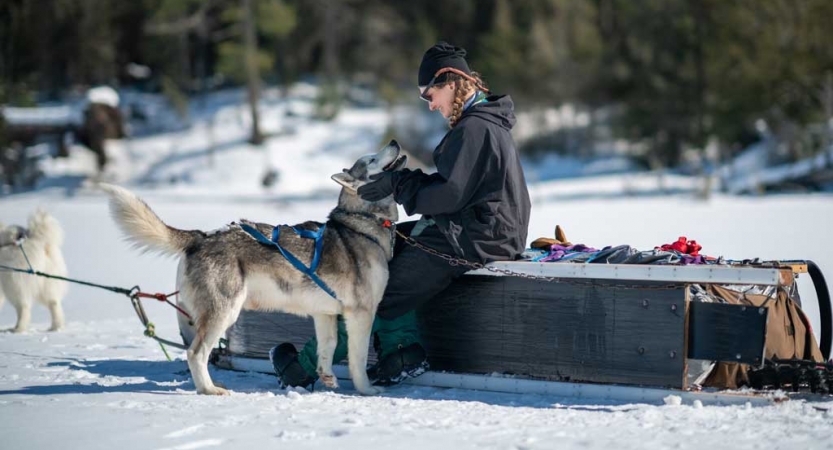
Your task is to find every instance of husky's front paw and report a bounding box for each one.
[199,386,231,396]
[319,373,340,389]
[356,385,384,396]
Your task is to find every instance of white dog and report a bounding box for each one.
[0,209,68,332]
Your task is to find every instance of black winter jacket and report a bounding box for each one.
[394,95,531,262]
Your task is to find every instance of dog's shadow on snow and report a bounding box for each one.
[372,383,641,412]
[309,378,640,411]
[1,359,638,410]
[0,358,278,396]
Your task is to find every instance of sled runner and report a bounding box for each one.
[208,259,831,405]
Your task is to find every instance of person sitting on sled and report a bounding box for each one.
[272,41,531,388]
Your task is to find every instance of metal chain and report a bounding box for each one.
[395,230,681,291]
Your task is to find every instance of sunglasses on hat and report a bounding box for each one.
[419,67,481,102]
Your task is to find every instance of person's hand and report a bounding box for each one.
[357,172,399,202]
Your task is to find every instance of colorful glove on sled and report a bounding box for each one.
[657,236,702,256]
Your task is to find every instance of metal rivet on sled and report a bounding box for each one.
[670,304,677,312]
[759,308,766,315]
[642,299,649,308]
[638,346,645,355]
[669,351,676,359]
[736,353,742,360]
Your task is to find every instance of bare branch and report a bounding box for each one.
[144,0,219,36]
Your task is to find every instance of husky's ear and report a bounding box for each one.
[331,172,358,192]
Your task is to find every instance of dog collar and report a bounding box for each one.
[332,209,396,229]
[0,226,28,248]
[330,209,397,258]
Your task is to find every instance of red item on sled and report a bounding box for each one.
[657,236,701,256]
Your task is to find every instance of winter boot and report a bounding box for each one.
[270,343,316,389]
[367,342,430,386]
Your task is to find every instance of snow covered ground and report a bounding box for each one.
[1,90,832,449]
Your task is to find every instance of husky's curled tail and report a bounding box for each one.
[99,184,202,256]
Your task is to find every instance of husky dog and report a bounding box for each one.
[0,209,68,332]
[101,140,407,396]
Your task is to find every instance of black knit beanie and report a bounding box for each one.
[417,41,471,87]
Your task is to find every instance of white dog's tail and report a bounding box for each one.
[99,183,202,256]
[27,209,64,248]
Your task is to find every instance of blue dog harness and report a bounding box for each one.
[239,223,337,299]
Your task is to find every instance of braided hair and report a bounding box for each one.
[446,72,489,128]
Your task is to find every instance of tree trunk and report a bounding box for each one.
[822,72,833,168]
[691,0,711,200]
[243,0,263,145]
[322,0,339,79]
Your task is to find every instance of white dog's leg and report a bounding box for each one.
[12,301,31,333]
[312,314,339,389]
[187,312,231,396]
[343,309,383,395]
[0,291,6,331]
[47,301,65,331]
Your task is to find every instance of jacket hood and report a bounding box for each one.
[461,94,516,130]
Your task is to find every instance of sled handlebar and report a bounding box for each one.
[807,260,832,361]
